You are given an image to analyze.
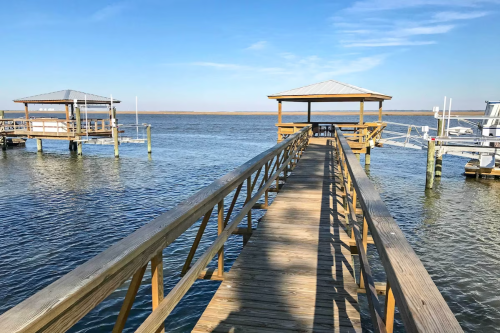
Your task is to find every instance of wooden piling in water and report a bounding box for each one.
[112,107,119,158]
[365,146,371,165]
[0,111,5,151]
[435,118,443,177]
[147,125,152,154]
[36,139,42,152]
[75,107,83,156]
[426,140,436,189]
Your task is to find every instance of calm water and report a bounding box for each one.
[0,114,498,332]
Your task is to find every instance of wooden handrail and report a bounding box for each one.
[0,126,311,333]
[334,126,462,333]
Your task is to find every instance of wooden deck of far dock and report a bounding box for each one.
[193,137,361,333]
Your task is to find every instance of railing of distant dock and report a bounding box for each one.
[0,126,311,333]
[334,126,462,333]
[0,118,112,136]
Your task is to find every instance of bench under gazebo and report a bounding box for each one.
[268,80,392,164]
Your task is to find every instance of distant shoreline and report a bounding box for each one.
[2,110,484,116]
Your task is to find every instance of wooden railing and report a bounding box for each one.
[0,118,112,137]
[0,126,311,332]
[334,126,462,333]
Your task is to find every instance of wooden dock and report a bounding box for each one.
[193,137,361,332]
[0,126,463,333]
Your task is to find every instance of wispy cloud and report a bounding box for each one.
[343,39,436,47]
[189,53,387,79]
[432,11,490,21]
[335,1,492,48]
[245,41,268,50]
[91,3,127,21]
[345,0,499,12]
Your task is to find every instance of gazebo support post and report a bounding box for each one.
[379,101,383,122]
[278,100,282,123]
[359,99,364,125]
[307,102,311,123]
[37,139,43,152]
[24,103,29,131]
[277,100,282,142]
[65,104,70,135]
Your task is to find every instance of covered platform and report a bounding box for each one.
[1,90,122,155]
[268,80,392,163]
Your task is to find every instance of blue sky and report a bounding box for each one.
[1,0,499,111]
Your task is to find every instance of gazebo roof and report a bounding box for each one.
[14,90,121,104]
[268,80,391,102]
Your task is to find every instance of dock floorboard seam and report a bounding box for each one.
[192,137,361,333]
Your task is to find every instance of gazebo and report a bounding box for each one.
[268,80,392,163]
[6,90,121,154]
[14,89,120,122]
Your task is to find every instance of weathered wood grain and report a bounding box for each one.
[335,127,463,332]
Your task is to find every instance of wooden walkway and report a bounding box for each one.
[193,137,361,333]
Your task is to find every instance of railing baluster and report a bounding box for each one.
[224,184,242,227]
[181,208,214,274]
[384,280,396,333]
[151,252,165,333]
[359,216,369,289]
[218,199,224,277]
[112,265,147,333]
[246,176,252,233]
[264,161,269,207]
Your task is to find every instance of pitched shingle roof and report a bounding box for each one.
[268,80,391,101]
[14,90,120,104]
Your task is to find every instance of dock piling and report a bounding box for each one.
[426,140,436,189]
[147,125,152,154]
[0,111,4,151]
[36,139,43,152]
[75,107,83,156]
[365,146,371,165]
[112,107,119,158]
[435,119,443,177]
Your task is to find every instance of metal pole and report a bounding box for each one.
[446,98,452,137]
[442,97,446,137]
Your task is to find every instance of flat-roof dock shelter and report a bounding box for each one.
[269,80,392,164]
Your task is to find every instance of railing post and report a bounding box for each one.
[284,147,289,181]
[264,161,269,208]
[151,251,165,333]
[218,199,224,277]
[359,216,368,289]
[384,280,396,333]
[246,176,252,234]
